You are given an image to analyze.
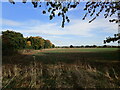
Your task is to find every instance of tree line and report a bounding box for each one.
[56,45,119,48]
[2,30,55,55]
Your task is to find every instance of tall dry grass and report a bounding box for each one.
[2,60,120,88]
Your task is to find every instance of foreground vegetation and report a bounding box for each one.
[2,48,120,88]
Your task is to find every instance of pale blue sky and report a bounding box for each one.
[1,2,118,46]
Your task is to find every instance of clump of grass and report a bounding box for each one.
[2,62,120,88]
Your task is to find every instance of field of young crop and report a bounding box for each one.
[2,48,120,88]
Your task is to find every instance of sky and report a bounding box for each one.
[0,1,119,46]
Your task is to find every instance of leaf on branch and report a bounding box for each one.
[84,7,87,10]
[82,13,88,20]
[96,13,99,16]
[22,0,27,3]
[53,9,56,11]
[104,40,106,44]
[32,2,38,8]
[52,11,55,17]
[62,22,64,28]
[67,19,70,23]
[46,2,49,6]
[90,13,94,16]
[42,11,46,14]
[89,17,96,23]
[48,8,52,12]
[70,5,77,8]
[49,15,53,20]
[50,3,56,8]
[9,0,15,4]
[58,12,61,16]
[66,16,68,19]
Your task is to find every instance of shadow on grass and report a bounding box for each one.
[2,49,33,66]
[34,51,120,72]
[3,50,120,64]
[2,50,120,73]
[35,52,120,63]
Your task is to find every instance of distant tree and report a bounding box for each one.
[81,45,84,48]
[103,45,107,48]
[52,44,55,48]
[93,45,97,48]
[70,45,74,48]
[85,45,90,48]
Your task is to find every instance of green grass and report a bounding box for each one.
[36,48,119,53]
[34,48,119,66]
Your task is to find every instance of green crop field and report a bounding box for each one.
[37,48,119,53]
[34,48,119,66]
[2,48,120,88]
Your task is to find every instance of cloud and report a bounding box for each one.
[19,22,93,37]
[1,18,118,46]
[2,19,22,26]
[90,18,118,34]
[1,18,118,37]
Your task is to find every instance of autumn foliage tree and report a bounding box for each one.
[2,30,26,49]
[27,36,45,49]
[26,37,54,49]
[44,40,53,48]
[2,30,26,55]
[2,30,55,55]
